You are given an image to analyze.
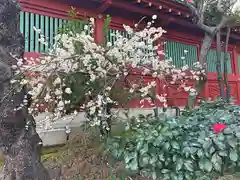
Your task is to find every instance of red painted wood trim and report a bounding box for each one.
[110,1,196,29]
[24,52,41,59]
[233,46,239,75]
[19,0,96,19]
[94,17,105,44]
[233,46,240,104]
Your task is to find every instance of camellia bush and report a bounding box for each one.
[11,13,204,133]
[107,100,240,179]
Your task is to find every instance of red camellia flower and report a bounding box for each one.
[213,123,227,134]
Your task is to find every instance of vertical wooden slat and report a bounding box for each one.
[49,17,54,48]
[24,12,29,52]
[207,50,232,73]
[20,11,24,34]
[35,14,40,52]
[45,16,49,51]
[58,18,63,32]
[164,41,198,68]
[54,18,59,45]
[30,13,35,52]
[21,12,89,52]
[63,19,67,32]
[40,15,45,52]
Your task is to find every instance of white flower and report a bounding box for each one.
[33,26,41,34]
[55,89,62,96]
[152,72,157,77]
[20,79,28,85]
[84,25,89,30]
[53,78,61,85]
[129,88,134,93]
[184,86,191,92]
[44,94,51,102]
[65,87,72,94]
[152,15,157,20]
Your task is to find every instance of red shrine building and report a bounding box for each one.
[18,0,240,107]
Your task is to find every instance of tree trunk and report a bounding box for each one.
[224,27,231,103]
[0,1,50,179]
[216,30,225,99]
[186,33,213,109]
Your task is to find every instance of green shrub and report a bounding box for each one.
[107,100,240,179]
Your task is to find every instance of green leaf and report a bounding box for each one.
[230,150,238,162]
[158,153,165,161]
[200,158,212,172]
[136,140,143,150]
[149,155,157,165]
[209,146,215,155]
[173,155,177,162]
[223,127,232,135]
[228,138,237,148]
[203,139,212,150]
[213,139,225,150]
[236,132,240,138]
[197,149,204,158]
[152,171,157,180]
[176,158,183,171]
[164,142,171,151]
[171,141,180,150]
[140,143,148,155]
[156,161,163,169]
[211,153,222,172]
[199,159,205,171]
[141,155,150,167]
[218,150,228,157]
[124,153,133,164]
[153,136,163,146]
[161,169,170,174]
[128,158,138,171]
[184,161,194,172]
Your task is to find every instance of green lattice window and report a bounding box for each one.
[107,28,153,55]
[20,11,89,53]
[207,50,232,73]
[164,41,198,68]
[107,29,130,44]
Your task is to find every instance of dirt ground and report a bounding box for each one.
[42,128,240,180]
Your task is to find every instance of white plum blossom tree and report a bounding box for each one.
[13,15,203,135]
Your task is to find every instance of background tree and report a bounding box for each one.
[185,0,239,108]
[0,0,50,179]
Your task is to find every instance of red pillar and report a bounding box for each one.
[233,46,240,104]
[94,17,105,44]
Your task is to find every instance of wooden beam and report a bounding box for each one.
[97,0,112,13]
[111,1,194,28]
[140,0,189,14]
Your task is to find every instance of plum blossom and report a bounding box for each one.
[14,14,203,130]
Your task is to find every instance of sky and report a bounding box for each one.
[233,0,240,12]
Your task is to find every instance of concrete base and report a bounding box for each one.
[34,107,184,147]
[0,107,184,161]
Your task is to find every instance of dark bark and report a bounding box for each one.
[224,27,231,103]
[0,1,50,179]
[199,33,214,64]
[185,0,233,109]
[216,30,224,99]
[186,33,213,109]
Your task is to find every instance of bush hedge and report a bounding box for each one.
[107,101,240,179]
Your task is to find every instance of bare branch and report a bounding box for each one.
[215,15,231,31]
[198,0,206,24]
